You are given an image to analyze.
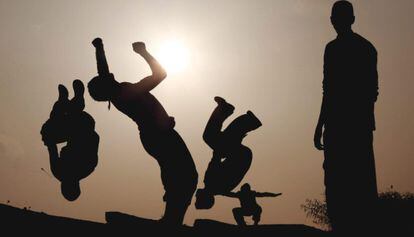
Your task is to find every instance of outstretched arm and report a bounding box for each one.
[220,192,239,198]
[255,192,282,198]
[132,42,167,92]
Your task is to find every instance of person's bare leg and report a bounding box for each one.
[223,111,262,140]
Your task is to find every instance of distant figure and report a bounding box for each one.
[223,183,281,226]
[41,80,99,201]
[196,97,262,209]
[313,1,378,233]
[88,38,198,225]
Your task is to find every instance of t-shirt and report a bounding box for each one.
[323,32,378,131]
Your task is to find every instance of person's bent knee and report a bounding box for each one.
[253,213,261,221]
[203,132,218,148]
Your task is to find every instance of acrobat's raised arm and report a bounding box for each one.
[92,38,110,77]
[255,192,282,198]
[131,42,167,92]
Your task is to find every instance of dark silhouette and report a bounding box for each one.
[1,204,104,236]
[313,1,379,234]
[195,97,262,209]
[41,80,99,201]
[0,203,327,237]
[222,183,281,226]
[88,38,198,225]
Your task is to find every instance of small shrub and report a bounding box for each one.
[302,187,414,233]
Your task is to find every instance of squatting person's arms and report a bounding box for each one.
[255,192,282,197]
[221,192,239,198]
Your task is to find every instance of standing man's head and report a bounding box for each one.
[331,1,355,35]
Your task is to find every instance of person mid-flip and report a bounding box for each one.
[223,183,281,226]
[41,80,99,201]
[195,97,262,209]
[88,38,198,225]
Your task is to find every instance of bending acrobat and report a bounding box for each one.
[88,38,198,225]
[195,97,262,209]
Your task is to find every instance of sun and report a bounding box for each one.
[156,40,190,74]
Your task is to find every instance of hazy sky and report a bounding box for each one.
[0,0,413,226]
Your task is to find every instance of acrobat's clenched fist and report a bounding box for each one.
[132,42,146,54]
[92,38,103,48]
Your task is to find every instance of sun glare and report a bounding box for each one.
[156,40,190,74]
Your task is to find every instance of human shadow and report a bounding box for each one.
[41,80,99,201]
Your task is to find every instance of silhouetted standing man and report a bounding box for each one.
[314,1,378,233]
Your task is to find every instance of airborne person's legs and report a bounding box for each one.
[203,97,235,150]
